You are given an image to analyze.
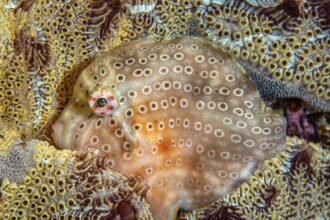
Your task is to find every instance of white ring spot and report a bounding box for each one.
[204,124,213,134]
[210,70,219,78]
[263,127,272,135]
[195,55,205,63]
[174,52,184,60]
[245,112,254,119]
[233,107,244,116]
[180,98,189,108]
[230,134,242,143]
[208,57,217,64]
[229,172,239,179]
[219,87,230,95]
[233,88,244,96]
[194,121,202,131]
[139,58,147,64]
[252,127,262,134]
[225,74,236,82]
[143,68,153,77]
[159,66,169,75]
[113,62,123,69]
[207,101,216,110]
[200,71,208,78]
[214,129,224,138]
[196,101,205,110]
[184,66,194,75]
[100,67,107,76]
[125,58,135,65]
[162,81,172,90]
[208,150,216,158]
[220,151,230,159]
[176,44,183,49]
[160,54,169,61]
[184,84,192,93]
[243,156,253,162]
[173,65,183,73]
[218,102,228,111]
[173,81,181,89]
[246,139,259,150]
[223,117,232,125]
[196,144,204,154]
[133,69,143,77]
[142,85,152,95]
[123,152,133,160]
[148,53,157,60]
[191,44,199,50]
[203,86,212,95]
[218,170,228,178]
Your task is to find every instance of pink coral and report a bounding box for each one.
[285,101,315,140]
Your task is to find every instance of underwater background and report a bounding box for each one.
[0,0,329,219]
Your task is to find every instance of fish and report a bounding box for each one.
[51,36,286,219]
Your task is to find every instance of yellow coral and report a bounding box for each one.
[178,137,330,219]
[0,0,329,219]
[194,0,330,111]
[0,121,152,219]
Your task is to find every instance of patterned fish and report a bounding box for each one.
[52,36,286,219]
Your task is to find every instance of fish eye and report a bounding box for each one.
[95,97,108,108]
[88,90,117,116]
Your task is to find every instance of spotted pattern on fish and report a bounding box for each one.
[52,36,286,219]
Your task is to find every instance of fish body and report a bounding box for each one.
[52,37,286,219]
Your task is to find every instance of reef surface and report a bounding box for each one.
[0,0,329,219]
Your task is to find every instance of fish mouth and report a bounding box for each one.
[51,118,64,148]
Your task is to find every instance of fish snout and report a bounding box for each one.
[51,118,65,149]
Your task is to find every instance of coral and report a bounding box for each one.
[193,0,330,111]
[51,36,286,219]
[0,0,128,138]
[177,137,330,219]
[316,113,330,147]
[0,121,152,219]
[0,0,329,219]
[285,101,315,140]
[0,139,35,183]
[245,0,283,8]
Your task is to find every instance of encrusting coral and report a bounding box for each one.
[177,136,330,219]
[51,36,286,219]
[0,121,152,219]
[0,0,128,138]
[193,0,330,111]
[0,0,329,219]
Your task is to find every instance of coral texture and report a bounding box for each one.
[0,0,329,219]
[0,121,152,219]
[193,0,330,111]
[177,137,330,219]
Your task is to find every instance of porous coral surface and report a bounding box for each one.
[0,121,152,219]
[0,0,329,219]
[177,137,330,219]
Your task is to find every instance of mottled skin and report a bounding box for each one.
[52,36,286,219]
